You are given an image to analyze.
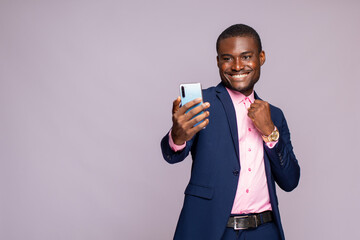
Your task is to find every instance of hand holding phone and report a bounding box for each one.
[170,83,210,145]
[180,83,204,127]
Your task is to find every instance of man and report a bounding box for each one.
[161,24,300,240]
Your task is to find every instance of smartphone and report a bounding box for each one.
[180,83,204,127]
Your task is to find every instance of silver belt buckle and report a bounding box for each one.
[233,216,247,230]
[233,215,258,230]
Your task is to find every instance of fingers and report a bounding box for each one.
[247,100,274,136]
[171,112,210,143]
[177,98,202,115]
[247,102,259,120]
[248,100,269,113]
[171,97,210,143]
[248,100,263,110]
[185,110,210,128]
[172,96,181,114]
[183,118,210,140]
[183,102,210,121]
[247,110,255,121]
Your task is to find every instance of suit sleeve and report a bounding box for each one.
[160,131,195,164]
[264,110,300,192]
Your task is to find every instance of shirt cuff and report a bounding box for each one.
[168,129,186,152]
[265,140,278,149]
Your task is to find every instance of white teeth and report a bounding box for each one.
[231,73,248,78]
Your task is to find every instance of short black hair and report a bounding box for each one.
[216,24,262,53]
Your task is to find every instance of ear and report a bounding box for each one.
[216,55,220,67]
[260,51,266,66]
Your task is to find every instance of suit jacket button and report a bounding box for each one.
[233,170,239,176]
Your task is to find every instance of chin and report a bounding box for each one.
[230,83,250,92]
[232,83,255,95]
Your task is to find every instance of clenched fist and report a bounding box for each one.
[247,99,274,136]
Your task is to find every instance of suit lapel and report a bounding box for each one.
[254,91,261,100]
[255,92,271,175]
[215,83,239,163]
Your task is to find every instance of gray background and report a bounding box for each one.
[1,0,359,239]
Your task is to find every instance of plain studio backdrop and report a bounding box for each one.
[0,0,359,239]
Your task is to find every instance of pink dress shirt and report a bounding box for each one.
[169,88,277,214]
[226,88,273,214]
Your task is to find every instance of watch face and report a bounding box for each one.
[271,130,279,141]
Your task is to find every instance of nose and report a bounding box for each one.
[232,57,243,72]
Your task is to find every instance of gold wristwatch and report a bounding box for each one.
[262,126,279,143]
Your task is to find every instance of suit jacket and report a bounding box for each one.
[161,83,300,240]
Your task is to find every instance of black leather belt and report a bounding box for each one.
[227,211,273,230]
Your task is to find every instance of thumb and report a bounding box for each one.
[172,96,181,114]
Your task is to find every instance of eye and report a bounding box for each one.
[242,55,251,60]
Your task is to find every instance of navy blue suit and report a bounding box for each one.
[161,83,300,240]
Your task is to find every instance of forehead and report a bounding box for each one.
[218,36,258,55]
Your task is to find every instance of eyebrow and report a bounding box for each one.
[220,51,254,57]
[240,51,253,55]
[220,54,233,57]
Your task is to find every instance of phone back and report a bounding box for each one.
[179,83,203,126]
[180,83,203,106]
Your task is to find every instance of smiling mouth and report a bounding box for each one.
[225,72,251,81]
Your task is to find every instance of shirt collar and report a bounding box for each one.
[225,87,255,105]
